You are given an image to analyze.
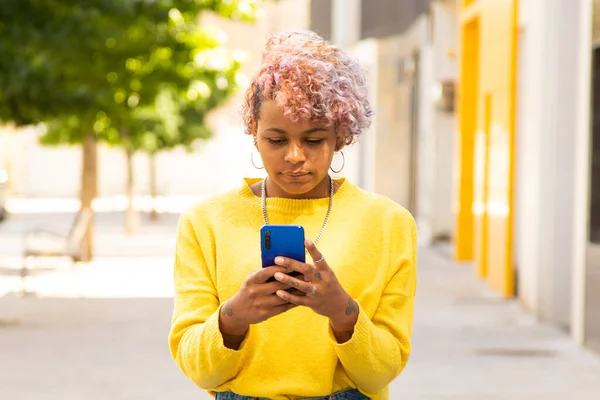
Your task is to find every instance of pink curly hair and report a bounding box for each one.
[241,30,373,147]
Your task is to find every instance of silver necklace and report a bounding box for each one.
[261,176,334,245]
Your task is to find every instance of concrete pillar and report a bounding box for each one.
[331,0,360,48]
[516,0,583,328]
[515,0,543,312]
[416,22,435,243]
[429,0,458,241]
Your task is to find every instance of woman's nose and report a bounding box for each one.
[284,143,305,163]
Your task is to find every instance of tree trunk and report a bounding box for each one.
[125,148,140,235]
[80,133,97,262]
[4,123,16,195]
[149,152,159,221]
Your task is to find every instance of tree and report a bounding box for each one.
[43,26,242,234]
[0,0,257,256]
[125,80,237,224]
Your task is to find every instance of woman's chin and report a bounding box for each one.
[273,177,317,196]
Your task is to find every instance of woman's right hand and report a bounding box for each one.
[219,266,298,347]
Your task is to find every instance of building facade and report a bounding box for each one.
[456,0,600,353]
[311,0,458,246]
[313,0,600,354]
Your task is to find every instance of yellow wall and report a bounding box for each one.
[455,17,479,262]
[456,0,517,297]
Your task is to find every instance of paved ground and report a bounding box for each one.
[1,213,600,399]
[396,247,600,399]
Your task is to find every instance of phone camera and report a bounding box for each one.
[265,231,271,250]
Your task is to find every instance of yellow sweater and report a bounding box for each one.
[169,178,417,400]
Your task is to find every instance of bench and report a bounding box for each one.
[21,208,93,292]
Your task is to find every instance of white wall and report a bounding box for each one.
[349,40,378,193]
[516,0,538,312]
[2,125,256,198]
[0,0,311,199]
[417,32,436,242]
[516,0,581,329]
[430,0,458,240]
[367,7,456,244]
[332,4,457,246]
[551,0,580,328]
[368,18,430,212]
[515,0,546,318]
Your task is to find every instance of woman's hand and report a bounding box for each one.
[219,266,298,348]
[273,239,359,342]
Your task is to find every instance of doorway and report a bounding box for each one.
[585,46,600,353]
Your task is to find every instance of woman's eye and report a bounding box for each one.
[267,138,285,145]
[306,139,324,145]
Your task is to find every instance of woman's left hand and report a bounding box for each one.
[273,239,359,331]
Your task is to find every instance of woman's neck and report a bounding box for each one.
[251,176,338,199]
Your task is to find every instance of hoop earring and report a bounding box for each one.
[329,151,345,174]
[251,149,264,169]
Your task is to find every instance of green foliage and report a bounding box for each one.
[0,0,255,151]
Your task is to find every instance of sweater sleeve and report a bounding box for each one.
[330,209,417,394]
[168,210,247,390]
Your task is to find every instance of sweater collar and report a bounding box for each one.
[238,177,353,215]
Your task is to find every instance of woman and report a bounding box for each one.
[169,30,417,400]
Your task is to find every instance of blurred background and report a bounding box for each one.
[1,0,600,399]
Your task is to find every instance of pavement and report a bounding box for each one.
[1,212,600,399]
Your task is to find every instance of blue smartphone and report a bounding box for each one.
[261,224,305,281]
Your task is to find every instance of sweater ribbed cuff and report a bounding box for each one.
[329,301,370,352]
[208,304,250,358]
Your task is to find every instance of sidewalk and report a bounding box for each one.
[1,245,600,399]
[394,246,600,399]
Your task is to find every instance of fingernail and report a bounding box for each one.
[275,257,284,264]
[274,272,284,280]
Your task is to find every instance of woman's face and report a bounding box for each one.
[254,100,338,198]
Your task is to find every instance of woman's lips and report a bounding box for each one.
[282,172,311,181]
